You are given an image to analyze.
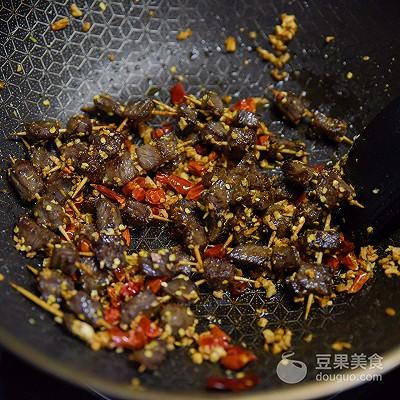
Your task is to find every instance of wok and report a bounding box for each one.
[0,0,399,398]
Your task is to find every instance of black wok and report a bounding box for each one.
[0,0,399,398]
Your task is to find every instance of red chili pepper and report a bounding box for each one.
[170,82,186,104]
[131,187,145,202]
[348,271,370,293]
[152,123,173,139]
[204,244,227,259]
[186,182,205,201]
[312,164,324,173]
[138,315,162,339]
[113,266,126,282]
[257,135,270,146]
[326,256,340,271]
[198,326,231,349]
[145,188,166,205]
[340,252,359,270]
[155,171,170,186]
[194,144,209,156]
[146,277,168,294]
[207,374,259,392]
[232,97,257,113]
[107,287,120,308]
[124,137,133,152]
[339,234,355,255]
[220,345,257,371]
[295,192,308,205]
[188,160,207,176]
[168,175,193,195]
[122,228,131,246]
[78,238,92,253]
[208,151,219,161]
[229,280,248,297]
[104,306,121,325]
[91,184,126,206]
[109,327,147,350]
[65,222,78,241]
[120,281,142,299]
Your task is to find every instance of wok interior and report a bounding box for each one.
[0,0,400,395]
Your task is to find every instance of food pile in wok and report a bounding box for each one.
[7,11,399,392]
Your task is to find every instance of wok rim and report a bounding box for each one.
[0,325,398,400]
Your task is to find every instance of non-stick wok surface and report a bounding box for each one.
[0,0,400,398]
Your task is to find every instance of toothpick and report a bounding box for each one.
[151,214,172,223]
[267,231,276,248]
[304,293,314,320]
[193,245,203,269]
[58,226,71,242]
[116,117,128,132]
[291,216,305,241]
[223,234,234,249]
[72,177,88,199]
[26,265,39,275]
[341,136,353,145]
[234,276,256,283]
[10,282,64,318]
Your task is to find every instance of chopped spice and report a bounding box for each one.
[51,17,70,31]
[176,28,192,41]
[70,3,83,18]
[224,36,237,53]
[82,21,91,32]
[385,307,396,317]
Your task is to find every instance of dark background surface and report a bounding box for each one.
[0,0,400,398]
[0,349,398,400]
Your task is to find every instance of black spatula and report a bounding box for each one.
[342,97,400,245]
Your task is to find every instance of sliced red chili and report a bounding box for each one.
[155,171,170,186]
[198,326,231,349]
[194,143,209,156]
[107,287,121,308]
[340,252,359,270]
[204,244,227,259]
[120,281,142,300]
[103,306,121,325]
[124,137,133,152]
[146,277,168,294]
[113,266,126,282]
[168,175,193,195]
[232,97,257,113]
[312,164,324,173]
[339,234,356,255]
[229,280,248,297]
[65,222,78,241]
[207,374,259,392]
[295,192,308,205]
[152,123,173,139]
[145,188,166,205]
[348,271,370,293]
[326,256,340,271]
[188,160,207,176]
[220,345,257,370]
[78,238,92,253]
[170,82,186,104]
[186,182,205,201]
[138,315,162,339]
[208,151,219,161]
[91,184,126,206]
[122,228,131,246]
[109,327,147,350]
[257,135,270,146]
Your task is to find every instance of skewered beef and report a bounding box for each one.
[93,94,123,117]
[15,216,58,252]
[124,98,154,122]
[299,229,341,252]
[311,111,348,142]
[286,262,333,297]
[229,244,271,271]
[130,340,167,371]
[136,144,163,171]
[162,277,199,303]
[9,160,44,202]
[274,91,306,125]
[24,120,60,143]
[120,290,159,324]
[50,242,79,275]
[202,92,224,116]
[203,258,236,288]
[235,110,260,129]
[160,303,195,335]
[122,199,152,227]
[37,269,74,303]
[66,290,103,325]
[66,114,92,138]
[93,234,125,270]
[271,245,301,274]
[282,160,315,188]
[95,198,122,232]
[33,195,67,230]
